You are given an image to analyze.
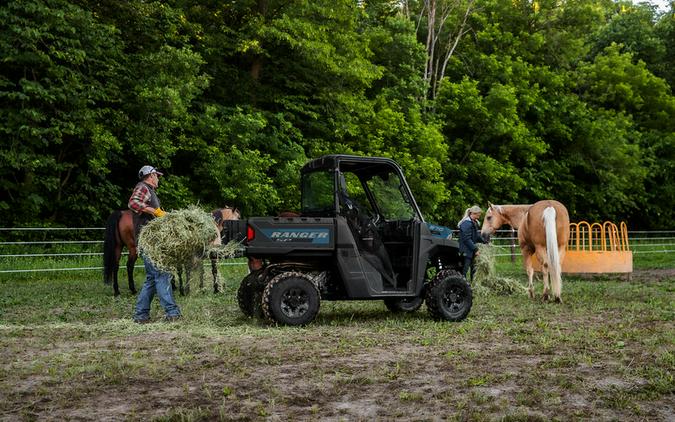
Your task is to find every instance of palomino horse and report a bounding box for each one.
[102,206,240,296]
[480,200,570,302]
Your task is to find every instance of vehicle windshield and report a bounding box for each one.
[301,170,334,215]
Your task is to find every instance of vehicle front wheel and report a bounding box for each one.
[262,272,320,326]
[425,270,472,321]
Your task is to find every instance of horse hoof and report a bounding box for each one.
[130,290,137,295]
[554,297,563,304]
[528,290,535,299]
[542,293,550,302]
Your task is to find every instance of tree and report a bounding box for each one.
[0,0,125,225]
[590,2,668,82]
[577,44,675,226]
[403,0,476,101]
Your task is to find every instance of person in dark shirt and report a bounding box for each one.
[457,205,487,282]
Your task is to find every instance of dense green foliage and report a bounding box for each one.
[1,0,673,229]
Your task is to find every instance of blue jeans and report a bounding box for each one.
[463,254,476,283]
[133,255,181,321]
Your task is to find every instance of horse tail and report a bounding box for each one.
[103,210,122,284]
[543,206,562,298]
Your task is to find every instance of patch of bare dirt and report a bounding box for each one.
[572,268,675,282]
[2,327,672,422]
[631,268,675,281]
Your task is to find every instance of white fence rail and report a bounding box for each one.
[0,227,673,274]
[0,226,248,274]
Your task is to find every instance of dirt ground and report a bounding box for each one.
[1,270,673,421]
[4,327,672,421]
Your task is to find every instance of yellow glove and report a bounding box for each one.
[153,208,167,218]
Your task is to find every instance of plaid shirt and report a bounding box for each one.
[128,182,160,213]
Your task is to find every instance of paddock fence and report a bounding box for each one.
[0,226,673,275]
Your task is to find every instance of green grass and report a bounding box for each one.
[0,255,673,420]
[0,235,673,420]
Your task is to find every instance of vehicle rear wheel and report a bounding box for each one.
[237,269,264,318]
[426,270,472,321]
[384,297,423,313]
[262,272,320,326]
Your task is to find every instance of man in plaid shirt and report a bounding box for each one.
[128,167,165,220]
[131,166,181,323]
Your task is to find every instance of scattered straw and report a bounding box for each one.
[138,205,238,273]
[473,244,528,296]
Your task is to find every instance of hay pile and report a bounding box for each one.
[472,244,528,296]
[138,205,238,272]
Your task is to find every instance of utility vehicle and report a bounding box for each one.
[222,155,472,325]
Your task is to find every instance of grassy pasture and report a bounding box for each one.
[0,252,673,421]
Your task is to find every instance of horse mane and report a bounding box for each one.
[490,204,531,229]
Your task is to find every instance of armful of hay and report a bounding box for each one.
[138,206,237,272]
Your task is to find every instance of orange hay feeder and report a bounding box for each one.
[532,221,633,274]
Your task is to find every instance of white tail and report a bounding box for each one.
[542,206,561,298]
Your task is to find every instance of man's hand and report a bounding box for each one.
[153,208,167,218]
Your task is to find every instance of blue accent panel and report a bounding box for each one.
[426,223,454,239]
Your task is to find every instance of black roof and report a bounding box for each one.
[301,154,402,174]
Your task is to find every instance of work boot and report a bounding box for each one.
[164,315,182,322]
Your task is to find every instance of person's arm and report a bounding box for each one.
[128,185,156,216]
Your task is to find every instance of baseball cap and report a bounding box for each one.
[138,165,164,179]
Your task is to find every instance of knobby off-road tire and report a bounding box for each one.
[384,297,424,313]
[425,270,472,321]
[262,271,320,326]
[237,269,264,318]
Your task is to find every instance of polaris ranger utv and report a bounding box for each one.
[224,155,472,326]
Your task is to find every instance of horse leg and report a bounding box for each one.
[211,256,219,294]
[177,266,185,296]
[536,246,550,302]
[521,247,536,299]
[127,246,138,295]
[184,266,191,296]
[199,259,205,291]
[552,247,565,303]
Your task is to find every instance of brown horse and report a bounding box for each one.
[102,206,240,296]
[480,200,570,302]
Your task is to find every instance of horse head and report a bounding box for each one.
[212,206,241,233]
[480,202,504,241]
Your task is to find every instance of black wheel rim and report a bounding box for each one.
[442,283,467,316]
[280,287,310,318]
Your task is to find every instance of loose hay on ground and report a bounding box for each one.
[473,244,527,296]
[138,205,238,273]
